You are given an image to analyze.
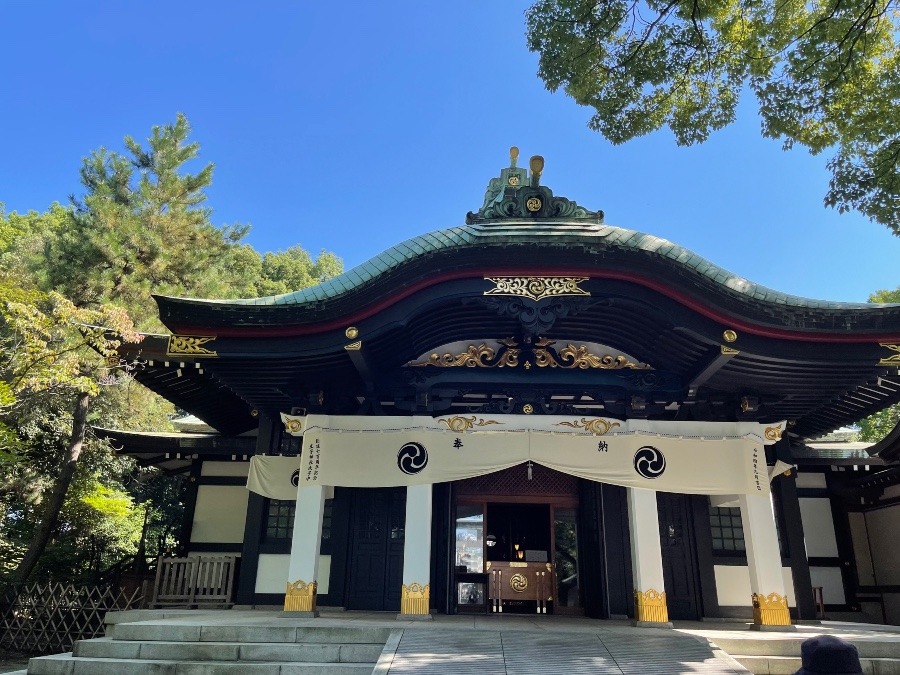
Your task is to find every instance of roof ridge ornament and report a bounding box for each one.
[466,147,603,225]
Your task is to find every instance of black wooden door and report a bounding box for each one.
[347,487,406,611]
[657,492,701,620]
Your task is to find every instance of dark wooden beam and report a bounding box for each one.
[686,345,740,398]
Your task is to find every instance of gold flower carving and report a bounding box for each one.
[438,416,502,432]
[556,418,621,435]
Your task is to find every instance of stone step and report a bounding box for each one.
[734,654,900,675]
[112,622,391,645]
[72,637,383,663]
[27,653,377,675]
[712,635,900,659]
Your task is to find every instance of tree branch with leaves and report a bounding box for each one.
[526,0,900,233]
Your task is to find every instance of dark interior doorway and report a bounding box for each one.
[485,503,551,563]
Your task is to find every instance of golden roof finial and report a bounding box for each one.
[510,146,519,168]
[530,155,544,187]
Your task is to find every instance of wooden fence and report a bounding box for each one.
[0,582,143,654]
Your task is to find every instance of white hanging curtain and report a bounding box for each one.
[246,414,784,498]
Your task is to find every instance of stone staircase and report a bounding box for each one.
[20,614,393,674]
[708,632,900,674]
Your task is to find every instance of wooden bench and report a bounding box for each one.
[150,555,236,609]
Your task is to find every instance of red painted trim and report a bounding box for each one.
[163,267,900,344]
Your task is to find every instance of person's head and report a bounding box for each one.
[795,635,862,675]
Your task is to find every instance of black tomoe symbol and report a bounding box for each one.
[633,446,666,479]
[397,442,428,475]
[290,469,300,487]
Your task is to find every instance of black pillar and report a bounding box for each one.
[235,413,278,605]
[779,440,816,619]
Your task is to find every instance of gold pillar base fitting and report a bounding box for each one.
[400,582,430,616]
[284,579,317,613]
[752,592,791,627]
[633,589,669,624]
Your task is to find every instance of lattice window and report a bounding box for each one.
[263,498,333,547]
[277,433,302,456]
[265,499,295,540]
[709,506,745,552]
[709,497,787,556]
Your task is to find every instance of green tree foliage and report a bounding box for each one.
[0,114,342,584]
[45,114,248,327]
[525,0,900,233]
[857,286,900,442]
[0,274,142,583]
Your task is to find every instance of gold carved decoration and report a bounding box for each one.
[556,418,621,435]
[723,330,738,343]
[633,589,669,623]
[410,338,648,370]
[412,343,519,368]
[721,345,740,355]
[166,335,217,357]
[765,425,783,441]
[284,580,317,612]
[508,175,520,186]
[509,573,528,593]
[879,343,900,366]
[345,326,359,339]
[438,415,502,432]
[522,404,534,414]
[752,592,791,626]
[344,341,362,351]
[526,197,542,212]
[553,344,648,370]
[400,582,430,615]
[484,277,590,302]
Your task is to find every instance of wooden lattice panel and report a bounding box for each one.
[455,464,578,497]
[0,583,143,655]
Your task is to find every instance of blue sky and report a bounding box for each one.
[1,1,897,302]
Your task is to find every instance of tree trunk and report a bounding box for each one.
[11,392,91,585]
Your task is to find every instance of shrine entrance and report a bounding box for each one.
[453,464,582,615]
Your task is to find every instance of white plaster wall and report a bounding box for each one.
[809,567,846,604]
[201,461,249,477]
[795,473,827,489]
[865,505,900,585]
[186,551,241,558]
[255,553,331,595]
[713,566,795,607]
[799,498,838,557]
[191,485,248,543]
[848,511,875,585]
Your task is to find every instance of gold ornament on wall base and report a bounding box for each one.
[400,583,430,615]
[284,580,317,612]
[633,589,669,623]
[752,592,791,626]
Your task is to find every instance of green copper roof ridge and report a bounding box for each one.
[154,222,896,311]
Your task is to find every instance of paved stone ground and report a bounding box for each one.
[0,650,30,674]
[380,620,749,674]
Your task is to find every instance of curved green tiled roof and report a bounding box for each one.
[162,221,889,311]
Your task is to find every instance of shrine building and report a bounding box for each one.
[105,150,900,627]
